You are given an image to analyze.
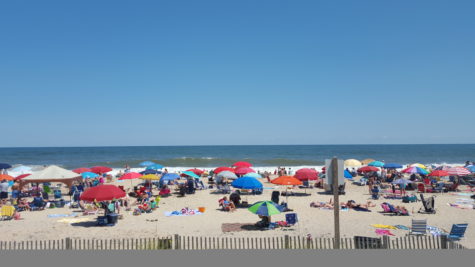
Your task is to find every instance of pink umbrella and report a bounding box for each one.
[294,168,319,181]
[232,161,253,168]
[447,167,470,176]
[119,172,142,180]
[234,167,255,176]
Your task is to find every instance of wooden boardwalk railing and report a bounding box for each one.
[0,235,465,250]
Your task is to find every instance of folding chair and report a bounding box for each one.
[409,219,427,235]
[446,223,468,241]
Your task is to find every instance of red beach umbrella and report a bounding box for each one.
[214,167,235,174]
[358,166,379,173]
[234,167,255,176]
[15,173,31,181]
[186,169,204,176]
[73,167,92,174]
[294,168,319,181]
[90,166,113,174]
[447,167,470,176]
[80,185,126,202]
[232,161,253,168]
[119,172,142,180]
[428,170,449,177]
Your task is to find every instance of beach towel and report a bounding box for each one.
[57,218,94,224]
[371,224,397,230]
[319,207,349,211]
[164,208,203,217]
[427,226,445,236]
[353,207,371,212]
[47,213,78,218]
[375,229,395,236]
[450,193,473,196]
[447,203,474,209]
[394,225,410,230]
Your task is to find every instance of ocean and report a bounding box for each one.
[1,145,474,173]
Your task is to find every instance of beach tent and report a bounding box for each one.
[20,165,82,188]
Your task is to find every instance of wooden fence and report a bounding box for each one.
[0,235,465,250]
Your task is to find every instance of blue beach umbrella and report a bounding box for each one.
[182,171,200,179]
[243,172,262,179]
[466,165,475,173]
[231,177,263,190]
[160,173,180,182]
[344,170,353,179]
[0,163,12,170]
[146,164,164,170]
[139,161,156,167]
[368,161,385,167]
[383,163,403,169]
[81,172,99,179]
[140,169,162,175]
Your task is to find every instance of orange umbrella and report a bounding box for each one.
[0,174,15,181]
[271,176,302,186]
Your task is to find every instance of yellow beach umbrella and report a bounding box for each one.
[410,163,427,169]
[361,159,375,165]
[141,174,161,180]
[344,159,362,167]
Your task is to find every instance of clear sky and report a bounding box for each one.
[1,0,474,147]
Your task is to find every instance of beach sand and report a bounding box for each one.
[1,177,474,249]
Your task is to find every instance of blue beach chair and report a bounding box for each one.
[446,224,468,241]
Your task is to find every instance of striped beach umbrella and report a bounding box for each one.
[402,166,429,175]
[447,167,470,176]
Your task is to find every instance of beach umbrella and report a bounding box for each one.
[0,174,15,181]
[234,167,255,176]
[232,161,253,168]
[467,165,475,173]
[231,176,263,190]
[181,171,200,179]
[392,178,413,185]
[216,171,238,183]
[139,161,156,167]
[140,169,161,175]
[119,172,142,180]
[410,163,427,169]
[90,166,112,174]
[435,165,451,171]
[72,167,92,174]
[344,159,362,167]
[428,170,449,177]
[10,165,32,173]
[447,167,471,176]
[402,166,428,175]
[344,170,353,179]
[214,167,235,174]
[0,163,12,170]
[146,164,164,170]
[271,176,303,186]
[186,168,204,176]
[15,173,31,180]
[141,174,161,180]
[361,159,375,165]
[248,201,283,217]
[243,172,262,179]
[80,184,126,202]
[294,168,319,181]
[368,161,385,167]
[383,163,403,169]
[358,166,379,173]
[81,172,99,179]
[160,173,180,184]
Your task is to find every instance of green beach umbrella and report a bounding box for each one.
[182,171,200,179]
[248,201,283,216]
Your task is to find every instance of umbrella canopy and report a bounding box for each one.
[231,177,263,190]
[160,173,180,183]
[467,165,475,173]
[119,172,142,180]
[447,167,471,176]
[271,176,302,186]
[20,165,82,188]
[392,178,413,185]
[146,164,164,170]
[243,172,262,179]
[383,163,403,169]
[232,161,253,168]
[361,159,375,165]
[72,168,92,174]
[140,169,162,175]
[0,174,15,181]
[15,173,31,180]
[358,166,379,173]
[248,201,283,216]
[182,171,200,179]
[186,169,204,176]
[234,167,255,176]
[428,170,449,177]
[139,161,156,167]
[80,185,126,202]
[402,166,428,175]
[0,163,12,170]
[10,165,32,173]
[368,161,385,167]
[344,159,362,167]
[214,167,235,174]
[294,168,319,181]
[90,166,112,174]
[81,172,99,179]
[141,174,161,180]
[344,170,353,179]
[216,171,238,179]
[410,163,427,169]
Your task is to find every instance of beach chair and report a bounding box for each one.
[433,183,446,193]
[445,223,468,241]
[285,213,298,226]
[409,219,427,235]
[417,183,426,193]
[30,197,46,211]
[418,194,436,214]
[83,204,99,215]
[0,205,16,221]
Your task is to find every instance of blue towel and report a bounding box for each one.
[395,225,410,230]
[47,213,78,218]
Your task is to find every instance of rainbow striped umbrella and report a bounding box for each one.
[402,166,429,175]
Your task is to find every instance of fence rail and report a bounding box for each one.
[0,235,465,250]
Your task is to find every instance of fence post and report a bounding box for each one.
[65,238,72,250]
[382,236,389,249]
[440,235,448,249]
[284,235,290,249]
[174,234,180,250]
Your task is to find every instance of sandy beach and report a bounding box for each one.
[1,175,474,249]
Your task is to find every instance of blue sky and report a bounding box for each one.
[1,0,474,147]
